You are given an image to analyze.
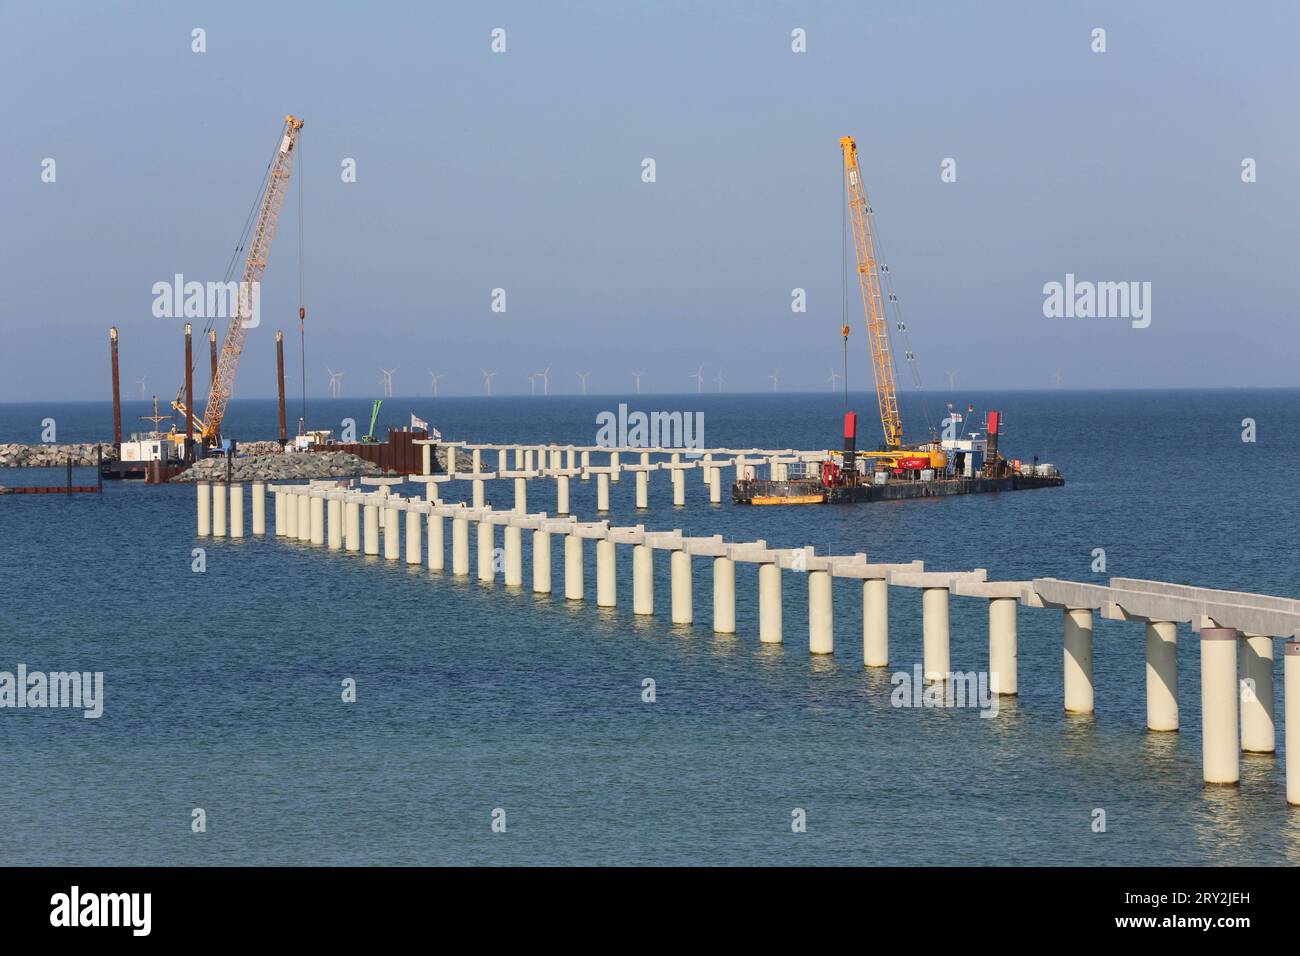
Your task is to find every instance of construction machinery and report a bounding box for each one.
[733,135,1062,505]
[361,400,383,443]
[172,115,304,448]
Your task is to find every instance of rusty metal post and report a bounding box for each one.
[109,327,122,453]
[66,456,73,495]
[276,330,287,448]
[184,323,194,461]
[97,445,103,493]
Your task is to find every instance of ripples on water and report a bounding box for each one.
[0,390,1295,864]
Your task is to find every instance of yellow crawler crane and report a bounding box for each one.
[174,115,304,444]
[840,134,903,451]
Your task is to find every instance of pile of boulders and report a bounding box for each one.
[0,443,114,468]
[173,451,387,483]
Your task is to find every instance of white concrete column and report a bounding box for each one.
[513,477,527,514]
[405,508,422,565]
[212,483,227,537]
[472,479,485,509]
[345,499,361,553]
[251,481,265,535]
[640,451,650,467]
[451,515,469,575]
[1285,641,1300,805]
[672,469,685,507]
[709,468,721,505]
[498,449,508,472]
[327,498,343,550]
[1200,627,1240,785]
[1063,607,1094,714]
[472,448,481,474]
[671,550,692,625]
[310,494,325,546]
[504,525,522,586]
[273,488,284,536]
[597,472,610,512]
[702,453,713,485]
[564,534,583,600]
[596,539,616,607]
[863,578,888,667]
[922,587,950,682]
[285,490,298,538]
[759,563,782,644]
[556,475,570,515]
[735,455,747,486]
[514,448,523,469]
[477,520,495,582]
[443,442,458,478]
[427,512,444,570]
[713,556,736,634]
[580,450,590,479]
[989,597,1018,695]
[425,481,440,503]
[533,530,551,594]
[633,544,653,615]
[363,500,380,555]
[1145,621,1178,731]
[197,481,211,536]
[422,443,431,475]
[523,449,533,471]
[635,470,648,510]
[1240,633,1275,754]
[609,451,620,481]
[296,492,310,542]
[809,570,833,655]
[384,504,401,559]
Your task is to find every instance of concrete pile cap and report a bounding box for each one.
[360,477,404,486]
[953,580,1032,599]
[644,530,685,550]
[498,470,542,479]
[507,512,550,530]
[1033,577,1300,637]
[607,525,647,544]
[539,516,579,533]
[408,475,452,484]
[773,547,832,572]
[482,509,516,526]
[572,521,611,539]
[683,534,727,557]
[726,540,772,563]
[890,569,988,589]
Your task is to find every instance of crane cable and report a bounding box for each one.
[861,189,937,442]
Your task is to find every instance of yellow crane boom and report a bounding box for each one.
[188,115,303,443]
[840,135,903,450]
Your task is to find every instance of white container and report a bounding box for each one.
[874,471,888,486]
[920,468,934,481]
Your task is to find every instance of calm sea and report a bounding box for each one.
[1,390,1297,865]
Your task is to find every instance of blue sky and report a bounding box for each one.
[2,0,1297,399]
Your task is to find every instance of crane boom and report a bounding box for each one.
[840,135,903,450]
[199,114,303,443]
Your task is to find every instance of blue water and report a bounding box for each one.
[2,391,1298,865]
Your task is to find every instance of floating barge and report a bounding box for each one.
[735,471,1063,505]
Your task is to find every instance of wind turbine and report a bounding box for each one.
[631,370,644,395]
[135,374,147,400]
[481,369,498,395]
[427,371,443,397]
[326,366,344,398]
[768,369,780,392]
[535,367,550,396]
[714,369,724,393]
[827,365,841,392]
[1053,369,1063,388]
[379,367,398,398]
[946,370,957,389]
[576,371,590,395]
[690,365,704,393]
[528,373,537,395]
